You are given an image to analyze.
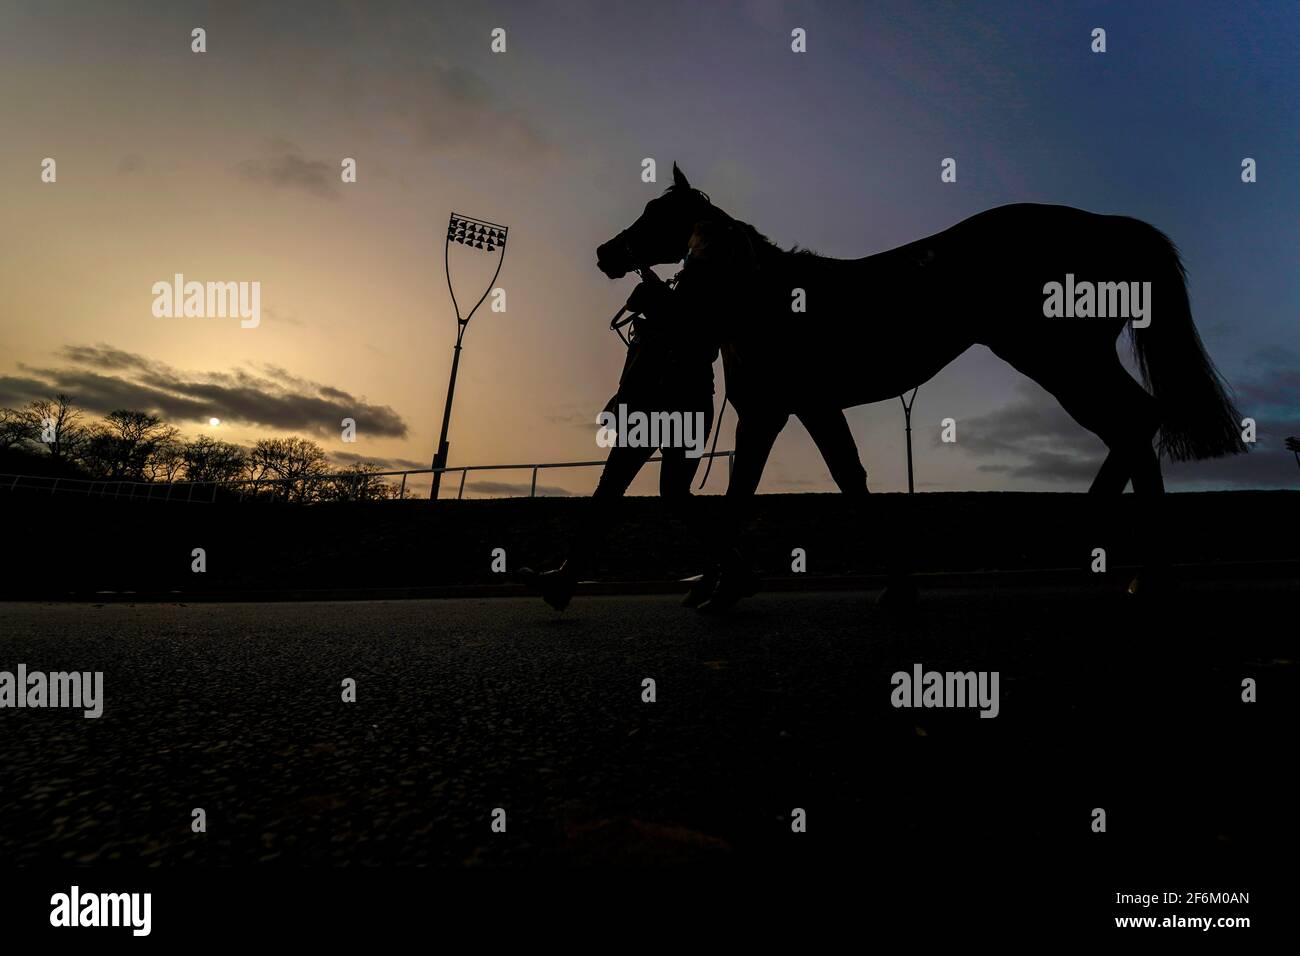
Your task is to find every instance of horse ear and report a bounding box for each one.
[672,163,691,191]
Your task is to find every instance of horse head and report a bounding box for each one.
[597,163,716,279]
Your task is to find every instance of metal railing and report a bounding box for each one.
[0,449,735,503]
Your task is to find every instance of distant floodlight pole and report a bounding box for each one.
[430,212,509,500]
[899,386,920,494]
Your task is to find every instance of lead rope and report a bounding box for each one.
[697,388,727,490]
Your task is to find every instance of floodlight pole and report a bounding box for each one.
[430,320,467,500]
[899,387,920,494]
[431,212,508,500]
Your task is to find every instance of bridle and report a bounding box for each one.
[608,266,683,346]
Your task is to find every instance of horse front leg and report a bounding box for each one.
[796,407,868,496]
[691,409,787,612]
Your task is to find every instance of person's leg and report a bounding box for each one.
[657,403,714,600]
[568,440,656,570]
[521,441,654,611]
[658,447,700,500]
[595,442,655,501]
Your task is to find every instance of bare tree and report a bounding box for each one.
[319,462,399,501]
[245,437,331,501]
[143,431,186,482]
[81,410,178,480]
[182,436,247,483]
[0,408,28,452]
[17,395,86,461]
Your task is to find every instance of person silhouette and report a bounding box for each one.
[518,269,719,610]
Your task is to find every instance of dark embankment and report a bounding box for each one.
[1,490,1296,599]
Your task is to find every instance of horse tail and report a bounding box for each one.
[1126,223,1245,461]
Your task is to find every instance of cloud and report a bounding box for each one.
[339,60,552,159]
[1237,346,1300,414]
[771,476,819,488]
[59,344,157,372]
[467,480,571,497]
[1,344,408,439]
[233,57,553,201]
[952,351,1300,489]
[330,450,426,470]
[261,305,304,327]
[547,408,602,432]
[236,140,340,200]
[945,381,1104,484]
[1163,427,1300,488]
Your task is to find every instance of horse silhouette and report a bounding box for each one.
[597,163,1246,608]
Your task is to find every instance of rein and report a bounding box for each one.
[608,266,682,346]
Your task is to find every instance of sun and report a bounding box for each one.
[208,417,221,427]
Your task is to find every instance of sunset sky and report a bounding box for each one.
[1,0,1296,496]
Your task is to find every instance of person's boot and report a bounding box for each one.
[681,565,720,608]
[516,560,578,611]
[696,551,759,613]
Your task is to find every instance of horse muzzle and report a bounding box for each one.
[596,235,634,279]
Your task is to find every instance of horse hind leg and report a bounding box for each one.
[1079,367,1164,496]
[1006,342,1169,593]
[693,409,787,612]
[990,334,1163,495]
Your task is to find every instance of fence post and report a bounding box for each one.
[530,467,538,497]
[727,451,734,479]
[458,469,467,500]
[399,473,407,499]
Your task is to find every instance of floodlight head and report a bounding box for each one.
[448,213,508,253]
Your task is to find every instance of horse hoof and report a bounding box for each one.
[696,568,758,613]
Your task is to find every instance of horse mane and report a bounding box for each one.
[666,183,821,259]
[736,220,821,261]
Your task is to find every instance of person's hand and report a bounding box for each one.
[625,279,669,315]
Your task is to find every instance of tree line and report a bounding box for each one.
[0,394,400,501]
